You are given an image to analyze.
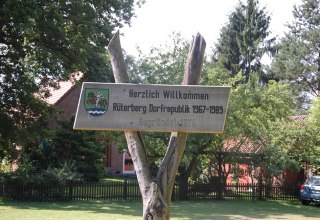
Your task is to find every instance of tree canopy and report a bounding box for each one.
[128,31,295,190]
[0,0,137,159]
[213,0,275,83]
[271,0,320,102]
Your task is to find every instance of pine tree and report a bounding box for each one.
[214,0,275,83]
[271,0,320,101]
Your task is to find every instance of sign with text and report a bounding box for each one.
[73,83,230,133]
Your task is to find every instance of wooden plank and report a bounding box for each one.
[74,83,230,133]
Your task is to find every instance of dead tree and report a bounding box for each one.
[107,30,206,220]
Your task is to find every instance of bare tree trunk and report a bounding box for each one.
[107,30,206,219]
[108,31,152,212]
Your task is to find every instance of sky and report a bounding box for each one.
[120,0,302,57]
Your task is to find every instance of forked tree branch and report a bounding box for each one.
[107,30,152,199]
[158,33,206,202]
[108,31,206,220]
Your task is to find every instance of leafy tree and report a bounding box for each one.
[128,34,217,184]
[129,32,190,85]
[271,0,320,102]
[48,118,105,182]
[267,109,320,178]
[130,31,294,198]
[228,77,294,179]
[307,100,320,172]
[0,0,137,160]
[213,0,275,83]
[6,117,105,182]
[194,60,293,187]
[267,119,303,174]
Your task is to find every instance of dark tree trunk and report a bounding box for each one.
[216,153,224,199]
[178,169,189,200]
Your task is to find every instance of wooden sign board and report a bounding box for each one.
[73,83,231,133]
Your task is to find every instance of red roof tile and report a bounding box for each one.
[45,72,82,105]
[290,115,307,121]
[224,137,263,154]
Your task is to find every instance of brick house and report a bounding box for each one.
[220,116,307,187]
[222,138,263,185]
[48,76,132,175]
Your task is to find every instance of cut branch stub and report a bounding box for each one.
[158,32,206,207]
[183,32,206,85]
[107,31,152,202]
[107,30,130,83]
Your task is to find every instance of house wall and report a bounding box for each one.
[225,164,258,185]
[55,86,82,119]
[110,143,123,174]
[283,168,305,186]
[224,162,304,186]
[105,144,135,175]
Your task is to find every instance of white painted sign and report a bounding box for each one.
[73,82,230,133]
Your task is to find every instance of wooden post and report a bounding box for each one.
[68,183,73,201]
[108,30,152,216]
[123,178,128,200]
[107,30,206,220]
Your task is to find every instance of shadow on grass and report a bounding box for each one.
[1,199,320,219]
[0,199,143,218]
[171,200,320,219]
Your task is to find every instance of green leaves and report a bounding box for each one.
[271,0,320,100]
[0,0,136,160]
[226,77,292,138]
[49,118,105,181]
[129,32,190,85]
[213,0,275,83]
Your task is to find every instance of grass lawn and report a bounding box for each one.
[1,199,320,220]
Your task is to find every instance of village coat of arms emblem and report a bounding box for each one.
[84,88,109,116]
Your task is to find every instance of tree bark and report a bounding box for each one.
[107,31,206,219]
[108,31,152,210]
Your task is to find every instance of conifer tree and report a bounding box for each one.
[271,0,320,101]
[214,0,275,83]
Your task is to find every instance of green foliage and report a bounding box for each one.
[130,32,190,85]
[48,118,105,182]
[0,0,137,160]
[226,75,293,139]
[271,0,320,102]
[213,0,275,83]
[129,30,296,184]
[127,33,221,183]
[267,115,319,174]
[201,59,233,86]
[309,99,320,127]
[0,116,106,184]
[0,162,82,185]
[307,99,320,170]
[252,99,319,177]
[209,76,294,182]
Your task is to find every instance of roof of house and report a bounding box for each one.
[46,72,82,105]
[290,115,307,121]
[223,115,307,154]
[224,137,263,154]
